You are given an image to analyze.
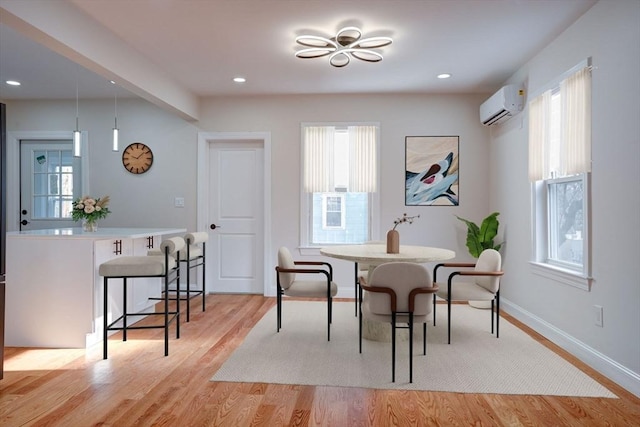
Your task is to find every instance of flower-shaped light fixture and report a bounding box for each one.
[295,26,392,67]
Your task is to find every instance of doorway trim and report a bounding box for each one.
[197,131,272,296]
[7,131,89,231]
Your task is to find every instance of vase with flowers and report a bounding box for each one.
[72,195,111,232]
[387,213,420,254]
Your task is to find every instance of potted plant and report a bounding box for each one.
[455,212,503,309]
[455,212,503,258]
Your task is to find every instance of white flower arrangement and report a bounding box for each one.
[71,195,111,223]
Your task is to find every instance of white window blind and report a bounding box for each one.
[303,125,377,193]
[348,125,377,192]
[303,126,335,192]
[528,91,551,181]
[561,67,592,177]
[528,64,591,181]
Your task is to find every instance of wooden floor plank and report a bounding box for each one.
[1,294,639,426]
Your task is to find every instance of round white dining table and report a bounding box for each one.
[320,243,455,341]
[320,244,455,266]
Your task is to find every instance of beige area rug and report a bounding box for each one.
[211,301,616,396]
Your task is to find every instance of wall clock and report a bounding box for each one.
[122,142,153,174]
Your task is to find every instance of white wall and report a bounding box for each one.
[5,92,492,282]
[5,98,200,230]
[198,93,493,287]
[5,91,493,289]
[491,0,640,393]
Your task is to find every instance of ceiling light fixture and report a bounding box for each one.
[295,26,392,68]
[112,82,119,152]
[6,80,21,86]
[73,77,81,157]
[437,73,452,79]
[233,77,246,83]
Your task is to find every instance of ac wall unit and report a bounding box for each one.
[480,84,525,126]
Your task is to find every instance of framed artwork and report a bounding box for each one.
[405,136,459,206]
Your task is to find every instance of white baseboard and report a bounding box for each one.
[502,298,640,398]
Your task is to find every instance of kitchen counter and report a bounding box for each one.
[7,227,185,239]
[6,227,186,348]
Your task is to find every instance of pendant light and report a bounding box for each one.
[112,84,119,151]
[73,77,81,157]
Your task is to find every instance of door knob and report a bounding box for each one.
[21,220,29,226]
[210,224,221,230]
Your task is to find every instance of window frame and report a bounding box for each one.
[321,193,346,230]
[531,173,591,290]
[299,122,380,254]
[529,60,593,290]
[32,148,75,220]
[547,175,585,270]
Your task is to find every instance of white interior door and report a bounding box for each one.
[209,140,264,294]
[19,139,81,230]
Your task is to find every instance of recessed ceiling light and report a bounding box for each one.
[233,77,246,83]
[437,73,451,79]
[6,80,21,86]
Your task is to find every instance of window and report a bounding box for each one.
[548,176,585,267]
[301,124,379,248]
[529,60,592,289]
[322,194,345,229]
[32,148,75,219]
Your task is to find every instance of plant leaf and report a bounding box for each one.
[456,215,483,258]
[479,212,500,245]
[457,213,504,257]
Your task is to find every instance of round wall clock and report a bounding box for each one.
[122,142,153,174]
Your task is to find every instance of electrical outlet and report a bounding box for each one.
[174,197,185,208]
[594,305,603,327]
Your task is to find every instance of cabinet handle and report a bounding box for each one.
[113,240,122,255]
[147,236,154,249]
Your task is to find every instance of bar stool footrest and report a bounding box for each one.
[106,311,180,332]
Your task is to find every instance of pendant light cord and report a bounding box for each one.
[75,77,79,130]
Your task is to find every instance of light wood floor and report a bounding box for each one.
[1,294,639,426]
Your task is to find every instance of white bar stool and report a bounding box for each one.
[99,236,184,359]
[148,232,207,322]
[182,232,207,321]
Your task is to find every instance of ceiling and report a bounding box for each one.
[0,0,597,108]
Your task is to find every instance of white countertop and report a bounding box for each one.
[7,227,187,240]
